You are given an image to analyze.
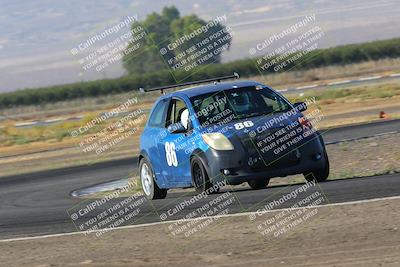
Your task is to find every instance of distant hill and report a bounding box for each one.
[0,0,399,92]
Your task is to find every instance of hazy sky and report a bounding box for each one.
[0,0,399,92]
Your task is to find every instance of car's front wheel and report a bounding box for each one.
[140,158,167,199]
[191,157,219,194]
[248,178,270,190]
[304,152,330,183]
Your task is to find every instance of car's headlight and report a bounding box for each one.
[202,133,234,150]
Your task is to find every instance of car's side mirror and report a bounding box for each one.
[167,122,187,134]
[293,102,307,112]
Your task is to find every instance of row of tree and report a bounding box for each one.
[1,37,399,107]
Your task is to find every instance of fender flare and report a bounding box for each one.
[138,150,151,167]
[190,148,211,180]
[315,131,327,151]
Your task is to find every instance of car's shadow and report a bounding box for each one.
[165,174,393,199]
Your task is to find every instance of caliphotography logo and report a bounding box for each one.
[1,1,400,267]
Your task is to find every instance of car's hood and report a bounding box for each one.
[201,111,302,139]
[200,111,307,168]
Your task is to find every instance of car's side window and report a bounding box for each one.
[260,91,290,112]
[174,99,187,124]
[148,99,168,127]
[166,98,189,128]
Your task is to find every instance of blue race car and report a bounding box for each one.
[139,74,329,199]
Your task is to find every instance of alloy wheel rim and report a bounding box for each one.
[193,164,203,188]
[141,163,152,196]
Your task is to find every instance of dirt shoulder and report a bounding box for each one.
[1,197,399,267]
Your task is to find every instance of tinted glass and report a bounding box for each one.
[166,98,188,127]
[148,99,168,127]
[190,86,291,126]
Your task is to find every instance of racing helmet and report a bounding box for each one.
[180,108,189,129]
[231,93,250,113]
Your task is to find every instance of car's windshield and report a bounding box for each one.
[190,86,292,126]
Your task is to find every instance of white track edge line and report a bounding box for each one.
[295,84,319,90]
[327,80,351,85]
[358,76,382,81]
[1,195,400,243]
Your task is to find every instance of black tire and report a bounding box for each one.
[191,158,218,194]
[248,178,270,190]
[304,152,330,183]
[139,158,167,200]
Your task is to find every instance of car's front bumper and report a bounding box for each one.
[201,132,327,185]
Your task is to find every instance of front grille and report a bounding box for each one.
[249,153,299,171]
[239,127,301,171]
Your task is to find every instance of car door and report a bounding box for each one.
[143,98,170,188]
[157,97,193,186]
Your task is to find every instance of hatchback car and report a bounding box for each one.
[139,80,329,199]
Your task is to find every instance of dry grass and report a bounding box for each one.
[253,57,400,88]
[1,57,400,121]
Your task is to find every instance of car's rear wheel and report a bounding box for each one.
[140,158,167,199]
[248,178,270,190]
[304,151,330,183]
[191,158,218,194]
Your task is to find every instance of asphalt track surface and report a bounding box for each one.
[0,119,399,240]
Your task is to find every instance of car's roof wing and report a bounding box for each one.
[139,72,240,94]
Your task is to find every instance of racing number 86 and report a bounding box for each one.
[234,120,254,130]
[165,142,178,167]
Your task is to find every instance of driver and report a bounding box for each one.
[231,93,251,113]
